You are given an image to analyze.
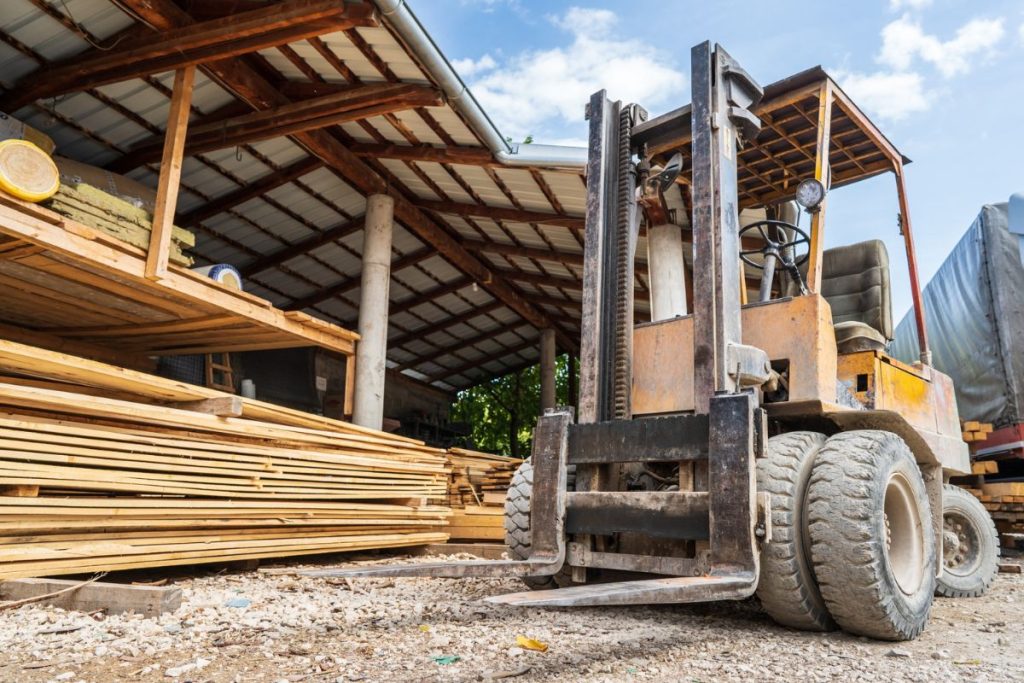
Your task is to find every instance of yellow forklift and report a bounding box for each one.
[317,42,998,641]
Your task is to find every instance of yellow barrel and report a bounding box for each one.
[0,139,60,202]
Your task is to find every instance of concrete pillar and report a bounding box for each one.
[352,194,395,430]
[647,223,688,321]
[539,328,557,413]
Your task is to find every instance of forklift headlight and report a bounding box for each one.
[795,178,826,210]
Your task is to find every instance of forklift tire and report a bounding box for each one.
[504,458,572,590]
[755,431,836,632]
[936,484,1000,598]
[807,430,935,641]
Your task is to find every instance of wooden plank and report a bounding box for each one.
[146,65,195,280]
[168,396,243,416]
[0,578,181,617]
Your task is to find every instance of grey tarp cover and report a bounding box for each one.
[891,203,1024,426]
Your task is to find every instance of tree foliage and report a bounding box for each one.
[451,355,575,458]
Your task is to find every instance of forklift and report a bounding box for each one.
[315,42,999,641]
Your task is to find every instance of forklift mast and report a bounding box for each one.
[304,42,779,607]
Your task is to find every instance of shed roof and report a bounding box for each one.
[0,1,905,393]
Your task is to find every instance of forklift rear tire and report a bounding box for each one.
[807,430,935,641]
[936,484,999,598]
[755,431,836,632]
[504,458,572,590]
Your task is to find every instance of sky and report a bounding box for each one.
[412,0,1024,320]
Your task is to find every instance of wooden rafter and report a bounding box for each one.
[177,156,323,228]
[395,323,530,372]
[347,143,503,167]
[111,84,442,172]
[285,246,435,311]
[0,0,377,111]
[418,200,585,230]
[240,217,366,278]
[427,338,537,383]
[387,301,505,350]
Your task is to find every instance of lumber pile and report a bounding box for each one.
[0,340,451,578]
[444,448,522,540]
[962,420,994,443]
[43,182,194,266]
[953,459,1024,554]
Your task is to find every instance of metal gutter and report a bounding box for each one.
[372,0,587,169]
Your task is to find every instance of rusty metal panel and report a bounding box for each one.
[633,295,838,415]
[567,415,709,464]
[708,393,758,572]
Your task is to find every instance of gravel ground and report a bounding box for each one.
[0,552,1021,683]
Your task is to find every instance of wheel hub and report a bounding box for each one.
[943,512,979,575]
[883,472,926,595]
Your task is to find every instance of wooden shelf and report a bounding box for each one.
[0,193,357,362]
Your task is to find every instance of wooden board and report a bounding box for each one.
[0,577,181,617]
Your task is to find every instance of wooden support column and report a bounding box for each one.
[894,163,931,365]
[145,65,194,281]
[539,328,557,413]
[806,81,833,293]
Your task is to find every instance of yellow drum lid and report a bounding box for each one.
[0,139,60,202]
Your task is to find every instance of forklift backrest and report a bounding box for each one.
[820,240,893,353]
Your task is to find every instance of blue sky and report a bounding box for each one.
[412,0,1024,319]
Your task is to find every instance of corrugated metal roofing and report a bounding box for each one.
[0,0,635,392]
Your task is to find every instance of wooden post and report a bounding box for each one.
[805,81,833,293]
[895,163,931,365]
[145,65,195,280]
[343,351,356,419]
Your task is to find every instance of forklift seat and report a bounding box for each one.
[820,240,893,353]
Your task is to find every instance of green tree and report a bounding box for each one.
[451,354,576,458]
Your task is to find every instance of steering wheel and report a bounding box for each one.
[738,219,811,302]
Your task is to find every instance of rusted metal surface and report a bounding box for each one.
[567,415,709,464]
[567,543,708,576]
[484,573,756,607]
[565,491,710,540]
[632,295,839,415]
[708,393,760,573]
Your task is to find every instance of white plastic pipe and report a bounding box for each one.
[647,223,688,321]
[352,194,395,430]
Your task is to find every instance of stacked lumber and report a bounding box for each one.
[43,182,194,265]
[962,420,994,443]
[0,340,452,578]
[444,448,522,540]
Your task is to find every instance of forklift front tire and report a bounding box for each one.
[504,458,573,590]
[807,430,935,641]
[936,483,999,598]
[755,431,836,632]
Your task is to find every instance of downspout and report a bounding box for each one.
[373,0,588,169]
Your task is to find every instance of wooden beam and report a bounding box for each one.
[396,324,529,372]
[176,157,322,227]
[418,200,585,230]
[285,247,435,311]
[169,396,244,416]
[0,1,377,111]
[241,217,365,277]
[112,84,442,171]
[387,301,505,350]
[145,66,195,281]
[427,338,537,382]
[348,143,496,167]
[117,0,563,347]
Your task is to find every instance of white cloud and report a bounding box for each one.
[834,70,931,121]
[888,0,933,10]
[459,7,686,139]
[879,15,1005,77]
[452,54,497,77]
